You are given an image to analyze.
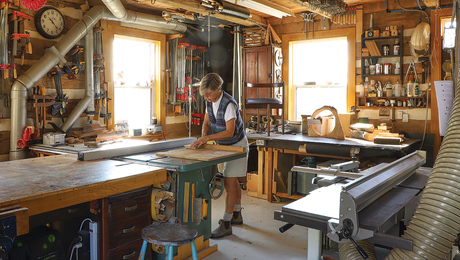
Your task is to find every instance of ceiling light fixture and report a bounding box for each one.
[226,0,294,19]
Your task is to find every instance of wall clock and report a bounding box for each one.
[35,7,65,39]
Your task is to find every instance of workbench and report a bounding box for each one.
[246,132,421,202]
[2,138,246,260]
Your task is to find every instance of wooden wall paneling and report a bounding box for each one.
[0,131,10,155]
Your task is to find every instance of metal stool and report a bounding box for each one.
[139,222,199,260]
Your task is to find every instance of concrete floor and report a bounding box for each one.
[203,192,309,260]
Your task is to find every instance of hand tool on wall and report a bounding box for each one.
[0,0,8,80]
[25,31,32,54]
[9,11,30,57]
[51,71,67,123]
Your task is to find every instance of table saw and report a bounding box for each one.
[1,138,246,260]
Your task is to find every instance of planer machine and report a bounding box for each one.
[275,150,427,259]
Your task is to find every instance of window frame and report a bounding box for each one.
[282,28,355,120]
[103,22,166,130]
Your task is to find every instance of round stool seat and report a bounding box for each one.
[141,222,198,247]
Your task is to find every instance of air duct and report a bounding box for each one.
[10,5,187,160]
[85,27,95,115]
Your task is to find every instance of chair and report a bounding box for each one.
[243,82,285,136]
[139,222,199,260]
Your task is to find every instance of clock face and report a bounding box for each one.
[35,7,65,39]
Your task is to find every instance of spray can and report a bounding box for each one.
[414,79,419,96]
[406,78,413,98]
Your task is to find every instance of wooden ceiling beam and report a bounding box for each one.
[284,0,335,18]
[148,0,266,26]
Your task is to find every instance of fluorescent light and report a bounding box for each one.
[227,0,294,19]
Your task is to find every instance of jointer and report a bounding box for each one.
[274,150,429,259]
[2,138,246,259]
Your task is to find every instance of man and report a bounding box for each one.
[190,73,248,238]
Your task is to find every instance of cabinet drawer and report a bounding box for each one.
[109,213,149,249]
[108,238,150,260]
[109,192,150,223]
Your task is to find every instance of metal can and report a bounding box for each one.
[384,63,392,75]
[376,63,383,74]
[369,65,376,75]
[394,39,400,55]
[383,44,390,56]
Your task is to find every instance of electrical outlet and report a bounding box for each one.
[397,110,407,118]
[402,113,409,123]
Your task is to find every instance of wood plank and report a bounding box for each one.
[257,146,264,197]
[183,182,190,223]
[156,147,245,161]
[184,144,245,152]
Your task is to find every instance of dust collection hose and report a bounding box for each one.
[340,61,460,260]
[339,240,377,260]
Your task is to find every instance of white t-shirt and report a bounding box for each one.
[209,92,237,122]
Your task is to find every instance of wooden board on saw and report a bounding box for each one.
[156,144,245,161]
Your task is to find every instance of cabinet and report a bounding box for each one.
[99,187,152,260]
[242,45,283,116]
[356,26,427,109]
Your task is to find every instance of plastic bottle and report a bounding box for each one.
[386,81,393,97]
[406,78,413,98]
[394,80,402,97]
[414,79,419,96]
[364,77,370,97]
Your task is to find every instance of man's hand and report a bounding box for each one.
[190,136,209,149]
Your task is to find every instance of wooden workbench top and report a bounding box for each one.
[0,154,167,216]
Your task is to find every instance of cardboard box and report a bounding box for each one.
[382,31,390,37]
[247,172,259,193]
[391,30,398,36]
[373,29,380,37]
[390,25,397,31]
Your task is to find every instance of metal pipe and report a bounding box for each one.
[102,0,127,20]
[85,27,95,114]
[61,96,92,132]
[232,25,242,106]
[9,5,187,160]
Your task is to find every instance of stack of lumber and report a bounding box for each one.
[71,124,125,145]
[364,41,381,56]
[349,123,404,144]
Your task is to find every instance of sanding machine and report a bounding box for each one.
[275,150,427,258]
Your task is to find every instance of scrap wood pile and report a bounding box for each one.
[349,123,405,145]
[68,123,126,147]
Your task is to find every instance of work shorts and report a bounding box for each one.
[218,137,249,178]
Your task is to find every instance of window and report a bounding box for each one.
[291,38,348,121]
[113,35,158,135]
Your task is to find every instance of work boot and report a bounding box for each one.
[231,211,243,225]
[210,219,232,238]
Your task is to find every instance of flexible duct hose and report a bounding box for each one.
[383,78,460,258]
[339,240,377,259]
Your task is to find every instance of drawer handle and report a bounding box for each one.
[124,204,138,212]
[123,226,136,234]
[122,251,136,259]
